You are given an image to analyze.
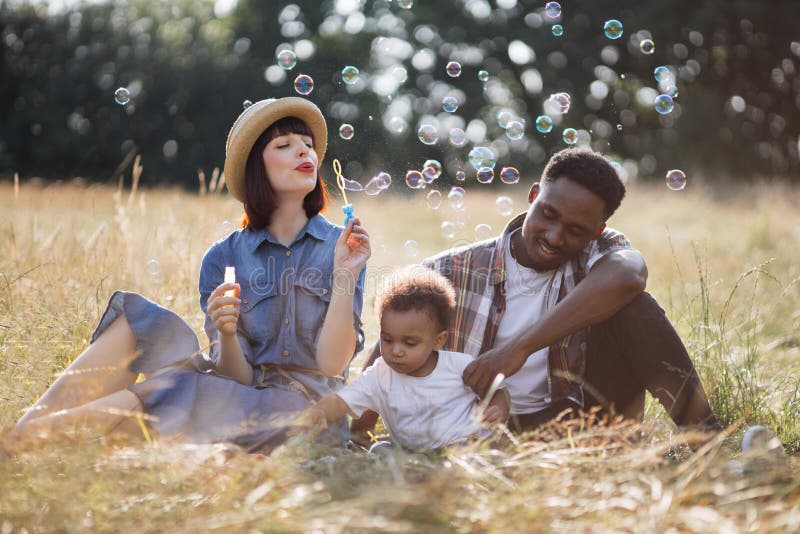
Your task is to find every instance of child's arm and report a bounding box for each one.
[298,394,352,430]
[481,388,510,426]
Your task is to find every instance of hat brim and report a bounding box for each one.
[224,97,327,202]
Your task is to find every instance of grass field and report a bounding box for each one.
[1,177,799,531]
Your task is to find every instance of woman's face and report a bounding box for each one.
[261,131,318,198]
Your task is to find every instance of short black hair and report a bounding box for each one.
[540,148,626,218]
[375,268,456,332]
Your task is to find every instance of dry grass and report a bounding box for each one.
[1,177,799,531]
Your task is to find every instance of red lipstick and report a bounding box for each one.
[294,162,315,173]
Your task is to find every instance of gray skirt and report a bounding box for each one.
[92,291,319,451]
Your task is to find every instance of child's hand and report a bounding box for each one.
[296,406,328,430]
[482,404,507,426]
[481,388,510,427]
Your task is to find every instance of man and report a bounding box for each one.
[354,148,718,434]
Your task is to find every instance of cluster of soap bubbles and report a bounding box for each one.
[197,6,703,261]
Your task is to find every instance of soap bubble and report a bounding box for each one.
[404,240,419,257]
[548,92,572,114]
[422,159,443,182]
[293,74,314,95]
[535,115,554,134]
[448,128,467,147]
[442,96,459,113]
[426,190,443,209]
[665,85,679,98]
[388,116,408,134]
[603,19,623,40]
[497,110,515,128]
[499,167,520,184]
[506,121,525,140]
[562,128,578,145]
[665,169,687,191]
[146,258,160,276]
[468,146,497,170]
[397,0,414,9]
[474,224,493,241]
[478,70,490,82]
[341,66,360,84]
[242,99,253,109]
[339,124,355,140]
[340,177,363,192]
[455,170,466,182]
[277,49,297,70]
[654,66,672,83]
[476,167,495,184]
[364,172,391,195]
[114,87,131,105]
[544,2,561,19]
[405,170,425,189]
[640,39,655,54]
[446,61,462,77]
[417,124,438,145]
[448,187,466,211]
[551,24,564,37]
[496,196,513,217]
[654,94,674,114]
[441,221,457,239]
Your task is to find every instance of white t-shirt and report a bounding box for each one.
[495,230,554,414]
[338,350,484,450]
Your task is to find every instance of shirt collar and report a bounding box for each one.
[489,212,526,285]
[244,214,329,252]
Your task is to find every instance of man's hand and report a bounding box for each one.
[463,347,526,397]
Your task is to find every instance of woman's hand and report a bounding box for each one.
[206,282,241,337]
[333,216,371,283]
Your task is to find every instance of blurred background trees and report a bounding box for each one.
[1,0,798,189]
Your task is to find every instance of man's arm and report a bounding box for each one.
[464,249,647,396]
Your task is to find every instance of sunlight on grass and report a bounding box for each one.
[1,179,799,530]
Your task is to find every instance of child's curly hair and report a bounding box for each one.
[375,267,457,331]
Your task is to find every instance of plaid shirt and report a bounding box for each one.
[420,212,632,408]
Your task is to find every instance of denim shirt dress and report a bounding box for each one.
[91,214,365,450]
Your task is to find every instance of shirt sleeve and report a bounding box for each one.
[337,361,382,418]
[586,227,634,272]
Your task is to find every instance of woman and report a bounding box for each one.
[9,97,370,452]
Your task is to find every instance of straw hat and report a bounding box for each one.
[223,97,328,202]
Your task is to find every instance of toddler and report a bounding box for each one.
[302,268,509,450]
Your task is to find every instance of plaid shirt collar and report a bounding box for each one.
[488,212,527,286]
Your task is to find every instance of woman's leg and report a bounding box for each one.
[16,315,139,428]
[9,389,147,450]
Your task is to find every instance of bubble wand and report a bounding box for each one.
[333,158,355,226]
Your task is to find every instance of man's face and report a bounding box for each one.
[517,177,607,271]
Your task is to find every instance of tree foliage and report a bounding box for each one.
[1,0,798,187]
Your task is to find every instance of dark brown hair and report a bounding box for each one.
[240,116,329,230]
[375,268,457,332]
[541,148,626,218]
